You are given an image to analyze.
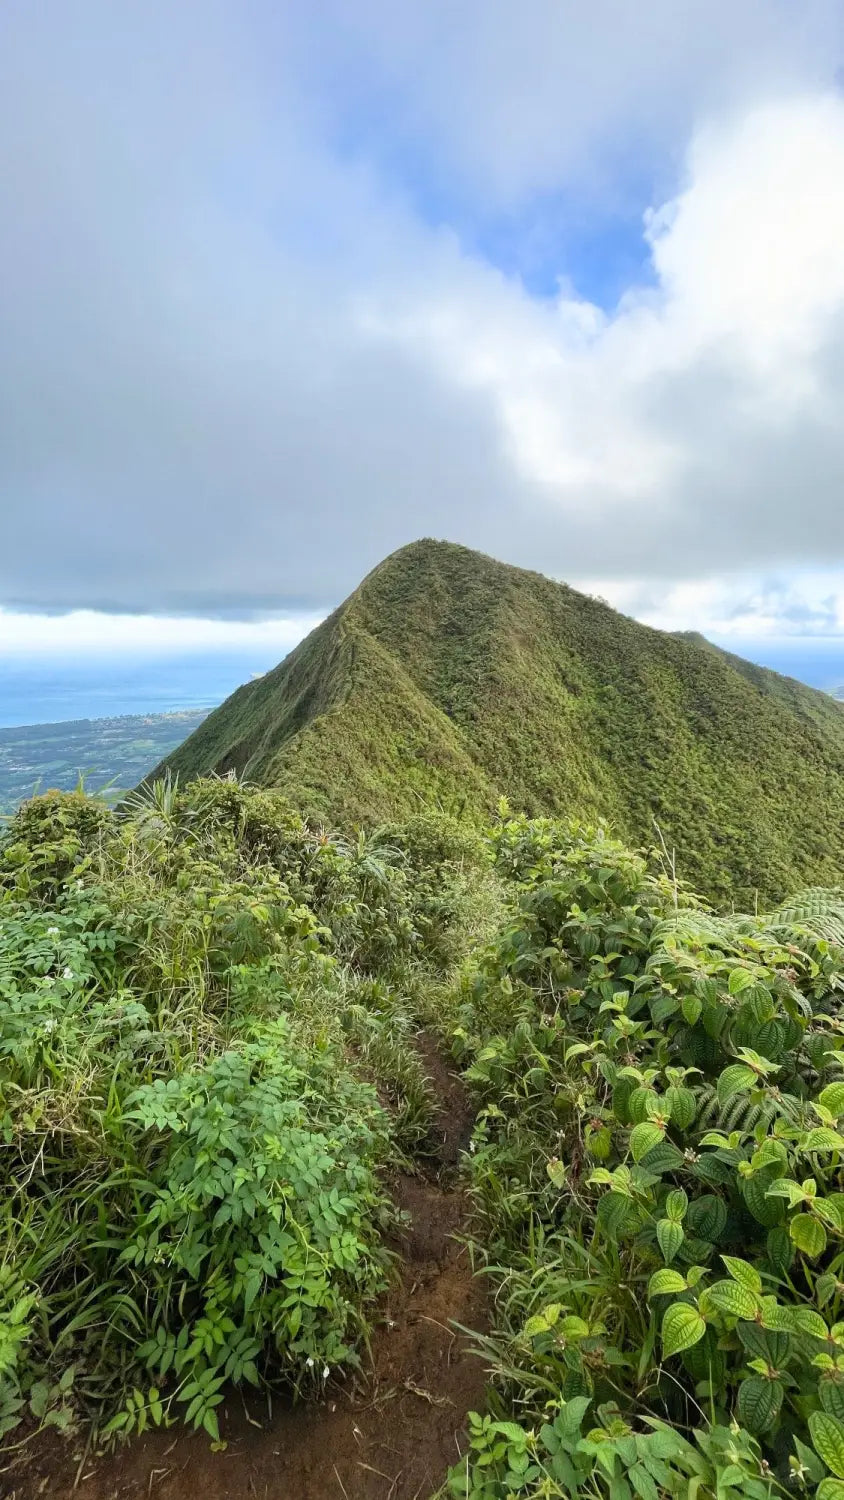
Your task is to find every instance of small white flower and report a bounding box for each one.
[322,1366,330,1380]
[62,967,74,981]
[42,1018,57,1035]
[47,927,59,937]
[76,879,83,889]
[469,1140,476,1153]
[305,1357,314,1368]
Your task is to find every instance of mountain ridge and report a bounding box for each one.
[156,539,844,903]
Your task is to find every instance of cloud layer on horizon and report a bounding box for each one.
[2,0,844,638]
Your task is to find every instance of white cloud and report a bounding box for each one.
[1,3,843,628]
[0,609,319,658]
[572,571,844,639]
[292,0,841,208]
[362,94,844,530]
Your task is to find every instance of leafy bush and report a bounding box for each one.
[450,814,844,1497]
[0,779,480,1449]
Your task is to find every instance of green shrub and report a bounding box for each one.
[453,814,844,1496]
[0,783,478,1447]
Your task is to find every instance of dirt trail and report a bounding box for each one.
[5,1037,486,1500]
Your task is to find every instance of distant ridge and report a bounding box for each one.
[156,540,844,903]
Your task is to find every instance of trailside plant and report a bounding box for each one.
[0,778,489,1450]
[451,815,844,1498]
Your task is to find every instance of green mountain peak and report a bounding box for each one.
[156,539,844,904]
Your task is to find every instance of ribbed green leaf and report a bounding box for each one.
[789,1212,827,1258]
[630,1121,665,1162]
[665,1189,688,1222]
[742,1172,784,1227]
[665,1086,696,1130]
[701,1279,759,1321]
[656,1218,684,1264]
[820,1381,844,1423]
[597,1191,639,1236]
[721,1256,761,1294]
[717,1063,757,1105]
[765,1226,794,1277]
[789,1306,828,1340]
[736,1375,783,1434]
[687,1194,728,1241]
[661,1303,706,1359]
[804,1128,844,1154]
[810,1411,844,1479]
[728,968,755,995]
[648,1269,688,1297]
[819,1084,844,1118]
[681,995,702,1026]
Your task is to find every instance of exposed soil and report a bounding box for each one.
[3,1037,486,1500]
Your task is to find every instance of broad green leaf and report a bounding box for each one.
[630,1121,665,1162]
[810,1411,844,1479]
[681,995,702,1026]
[661,1303,706,1359]
[687,1194,727,1241]
[547,1158,567,1189]
[701,1279,759,1321]
[656,1218,684,1263]
[804,1129,844,1154]
[789,1213,827,1259]
[817,1481,844,1500]
[819,1084,844,1118]
[820,1381,844,1423]
[665,1086,696,1130]
[728,968,755,995]
[789,1305,829,1340]
[639,1140,685,1175]
[523,1313,551,1338]
[629,1462,660,1500]
[717,1064,757,1105]
[766,1226,794,1277]
[721,1256,762,1294]
[597,1191,640,1236]
[743,1173,785,1227]
[665,1189,688,1222]
[648,1269,688,1297]
[736,1376,783,1434]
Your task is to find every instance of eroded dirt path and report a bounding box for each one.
[5,1037,486,1500]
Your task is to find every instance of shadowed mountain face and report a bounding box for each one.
[156,540,844,904]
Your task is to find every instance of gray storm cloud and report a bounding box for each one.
[1,0,844,616]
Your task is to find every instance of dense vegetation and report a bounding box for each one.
[0,777,493,1452]
[444,814,844,1499]
[4,774,844,1498]
[6,545,844,1496]
[157,540,844,907]
[0,710,209,813]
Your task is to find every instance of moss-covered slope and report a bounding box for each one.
[157,540,844,903]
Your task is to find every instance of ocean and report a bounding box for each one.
[707,637,844,697]
[0,652,286,729]
[0,637,841,731]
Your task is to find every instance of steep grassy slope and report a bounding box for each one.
[158,540,844,903]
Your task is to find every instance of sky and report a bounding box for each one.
[2,0,844,682]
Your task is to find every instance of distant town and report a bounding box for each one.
[0,709,209,812]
